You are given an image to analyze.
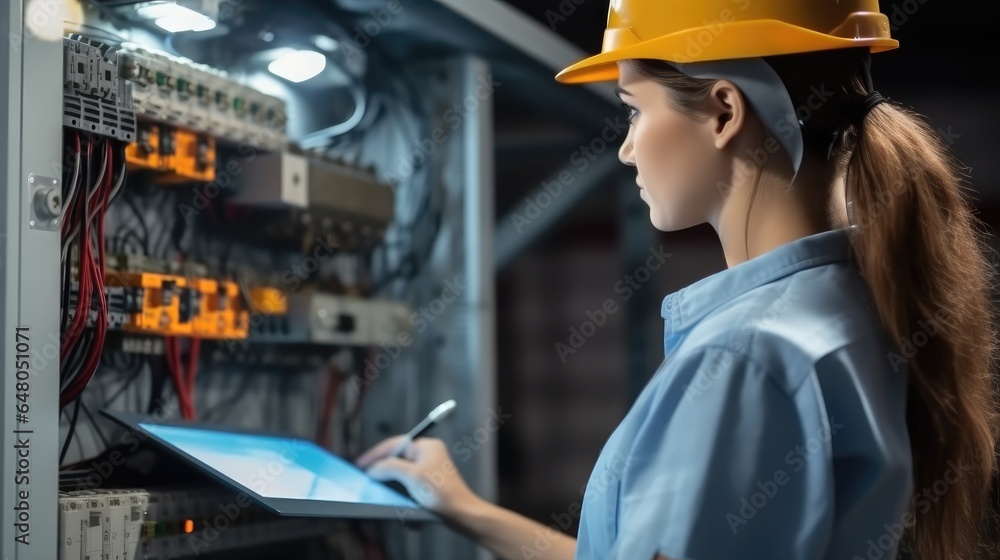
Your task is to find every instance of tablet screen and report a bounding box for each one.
[139,422,420,509]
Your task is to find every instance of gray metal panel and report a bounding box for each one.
[431,0,617,105]
[409,54,498,560]
[349,53,497,559]
[459,55,498,560]
[1,2,63,559]
[0,0,22,553]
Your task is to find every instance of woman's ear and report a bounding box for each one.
[705,80,746,151]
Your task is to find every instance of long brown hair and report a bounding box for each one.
[623,52,999,559]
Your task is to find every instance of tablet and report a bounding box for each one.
[101,410,438,522]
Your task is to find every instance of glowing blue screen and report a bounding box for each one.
[139,423,419,509]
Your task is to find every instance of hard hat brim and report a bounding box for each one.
[555,19,898,84]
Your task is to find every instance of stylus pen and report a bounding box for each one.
[390,399,457,458]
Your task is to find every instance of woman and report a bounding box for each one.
[358,1,999,558]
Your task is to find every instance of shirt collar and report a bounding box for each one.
[661,228,854,334]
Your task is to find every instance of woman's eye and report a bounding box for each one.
[620,101,637,122]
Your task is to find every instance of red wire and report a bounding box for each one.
[59,135,79,363]
[61,140,113,406]
[165,338,181,418]
[60,133,83,236]
[97,141,111,282]
[186,338,200,420]
[63,137,108,358]
[71,256,105,395]
[317,366,342,448]
[60,199,91,355]
[78,143,112,377]
[60,239,90,356]
[177,339,190,418]
[165,337,191,419]
[165,337,177,393]
[60,140,94,358]
[59,140,91,407]
[61,132,82,236]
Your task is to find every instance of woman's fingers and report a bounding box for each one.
[355,434,409,468]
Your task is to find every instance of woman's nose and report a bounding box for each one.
[618,127,636,167]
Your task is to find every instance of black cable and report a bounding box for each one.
[80,400,111,450]
[120,195,150,254]
[62,328,94,388]
[372,206,442,292]
[146,357,169,415]
[170,197,189,257]
[155,189,175,259]
[60,252,73,332]
[61,136,89,333]
[372,153,441,292]
[99,344,119,369]
[102,355,147,409]
[110,230,145,255]
[107,142,127,205]
[60,398,82,466]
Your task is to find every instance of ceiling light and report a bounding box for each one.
[136,2,217,33]
[136,2,179,19]
[312,35,340,52]
[268,50,327,83]
[154,13,216,32]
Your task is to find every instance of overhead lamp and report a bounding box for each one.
[268,50,327,83]
[312,35,340,52]
[135,2,217,33]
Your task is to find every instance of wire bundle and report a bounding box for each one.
[60,132,126,408]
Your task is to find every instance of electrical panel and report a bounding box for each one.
[231,150,395,248]
[234,149,394,221]
[58,488,338,560]
[102,271,249,340]
[63,36,137,142]
[68,284,131,330]
[251,292,412,346]
[138,487,335,560]
[44,1,431,556]
[230,149,309,207]
[119,44,287,150]
[125,122,217,182]
[307,156,395,230]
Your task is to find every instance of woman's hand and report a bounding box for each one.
[357,435,479,518]
[360,435,577,560]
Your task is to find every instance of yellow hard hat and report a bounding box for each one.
[555,0,898,84]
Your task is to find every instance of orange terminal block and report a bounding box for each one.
[167,129,216,183]
[124,122,162,171]
[192,278,226,339]
[248,287,288,315]
[105,271,196,336]
[126,122,215,183]
[222,280,251,340]
[193,279,248,340]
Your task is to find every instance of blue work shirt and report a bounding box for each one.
[575,228,913,560]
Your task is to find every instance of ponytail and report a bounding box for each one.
[845,99,999,559]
